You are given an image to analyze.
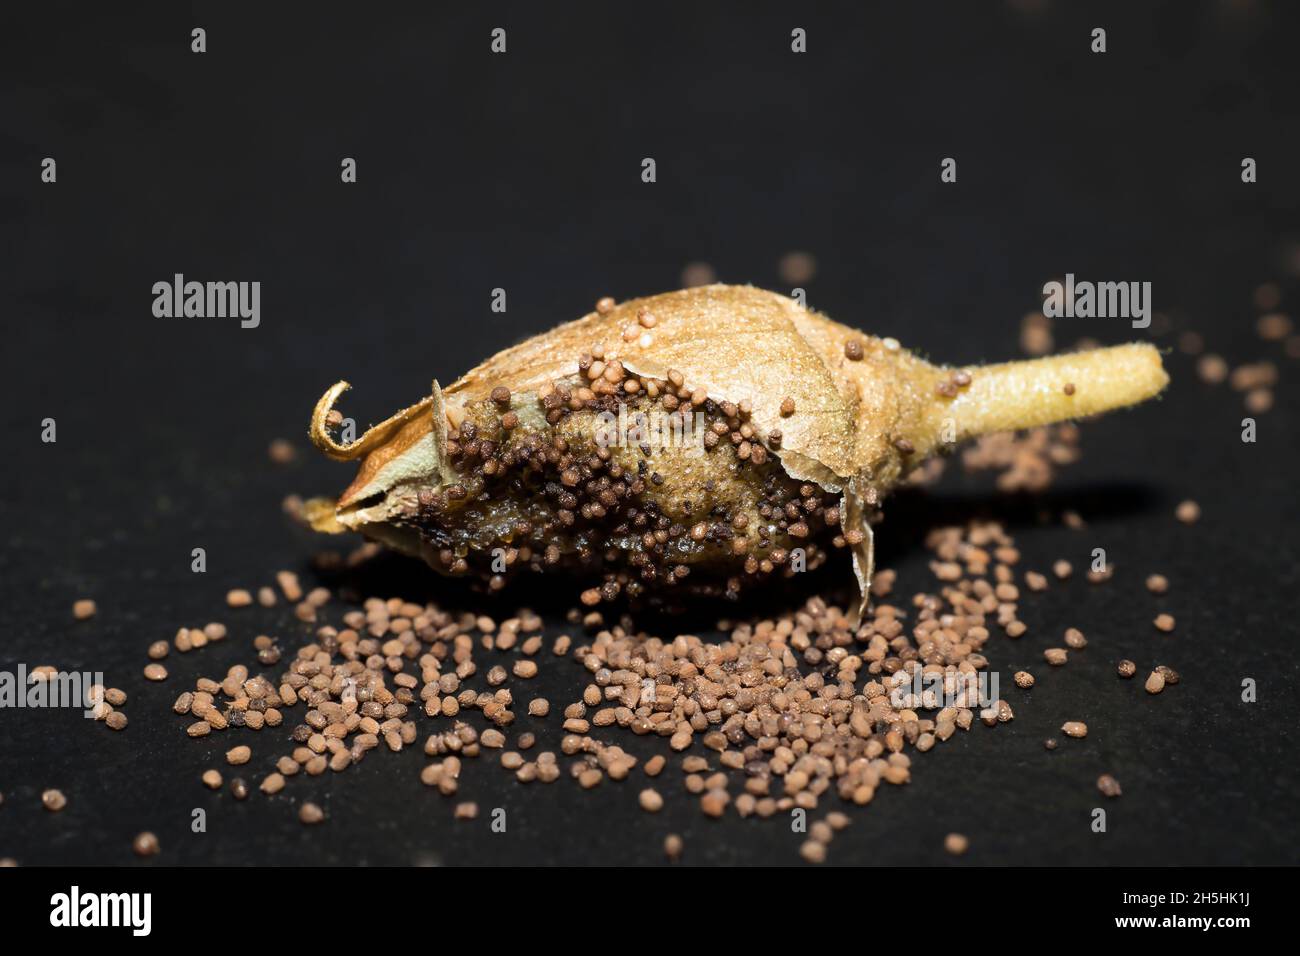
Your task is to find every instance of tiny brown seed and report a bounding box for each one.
[1175,500,1201,524]
[664,834,683,861]
[799,840,827,864]
[132,832,160,857]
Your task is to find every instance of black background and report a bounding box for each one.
[1,0,1297,867]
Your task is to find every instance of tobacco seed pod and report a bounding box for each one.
[307,285,1167,621]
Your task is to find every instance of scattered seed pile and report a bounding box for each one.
[104,465,1179,865]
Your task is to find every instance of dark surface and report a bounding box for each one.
[1,1,1298,866]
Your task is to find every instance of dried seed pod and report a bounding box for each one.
[307,286,1167,621]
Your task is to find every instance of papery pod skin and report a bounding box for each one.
[308,285,1168,622]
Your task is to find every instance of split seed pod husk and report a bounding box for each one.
[308,285,1168,623]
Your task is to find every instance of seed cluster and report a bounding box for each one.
[142,468,1182,865]
[87,683,130,732]
[960,424,1080,494]
[1186,283,1292,412]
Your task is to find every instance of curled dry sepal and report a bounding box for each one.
[305,285,1168,622]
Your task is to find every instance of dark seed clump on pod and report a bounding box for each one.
[407,374,846,608]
